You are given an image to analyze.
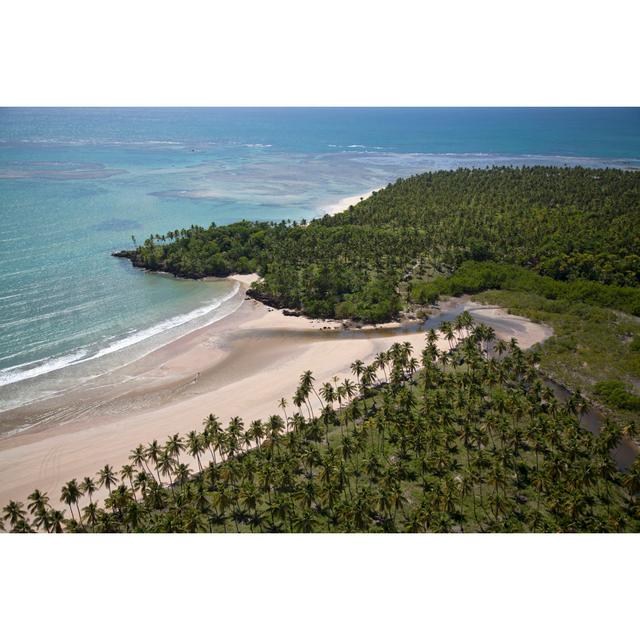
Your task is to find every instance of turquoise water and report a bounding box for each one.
[1,108,639,411]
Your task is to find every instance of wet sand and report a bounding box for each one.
[0,281,552,508]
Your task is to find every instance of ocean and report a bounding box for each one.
[1,107,639,412]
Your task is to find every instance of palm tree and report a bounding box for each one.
[27,489,51,531]
[165,433,185,464]
[12,519,34,533]
[293,388,308,421]
[249,419,265,448]
[107,485,134,526]
[145,440,163,483]
[130,444,153,478]
[300,370,323,414]
[292,508,318,533]
[278,397,289,424]
[120,464,138,501]
[440,321,456,352]
[351,359,365,388]
[2,500,27,531]
[82,502,99,530]
[186,430,205,473]
[342,378,357,404]
[49,509,65,533]
[97,464,118,499]
[375,352,389,383]
[158,448,176,493]
[203,414,222,464]
[227,417,245,457]
[623,458,640,496]
[175,463,192,487]
[267,415,285,449]
[60,479,84,525]
[80,476,97,506]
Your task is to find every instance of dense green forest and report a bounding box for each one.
[4,317,639,533]
[117,166,640,322]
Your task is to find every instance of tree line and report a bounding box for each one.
[115,166,640,323]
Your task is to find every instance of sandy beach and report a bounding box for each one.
[0,275,552,509]
[320,187,382,216]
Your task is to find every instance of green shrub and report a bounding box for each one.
[593,379,640,411]
[413,261,640,317]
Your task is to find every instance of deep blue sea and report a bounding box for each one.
[1,108,639,412]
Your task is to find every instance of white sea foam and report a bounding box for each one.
[16,137,186,147]
[86,282,239,360]
[0,348,90,387]
[0,283,241,388]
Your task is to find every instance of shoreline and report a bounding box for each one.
[0,277,245,417]
[319,187,382,217]
[0,287,552,509]
[0,179,379,424]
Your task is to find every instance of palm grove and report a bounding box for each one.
[4,166,639,532]
[4,314,640,532]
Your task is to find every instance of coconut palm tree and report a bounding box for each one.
[82,502,99,530]
[202,414,222,464]
[49,509,65,533]
[60,479,84,525]
[158,449,176,493]
[278,397,289,424]
[300,370,323,414]
[120,464,138,501]
[145,440,163,483]
[351,359,365,388]
[186,430,205,473]
[80,476,97,506]
[3,500,27,531]
[130,445,153,478]
[267,415,285,448]
[97,465,118,499]
[27,489,51,531]
[165,433,185,464]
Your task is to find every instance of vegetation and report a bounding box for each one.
[463,288,640,426]
[410,261,640,316]
[594,381,640,412]
[116,166,640,323]
[3,316,639,533]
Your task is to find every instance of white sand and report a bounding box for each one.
[320,187,382,217]
[227,273,261,286]
[463,303,554,348]
[0,288,551,509]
